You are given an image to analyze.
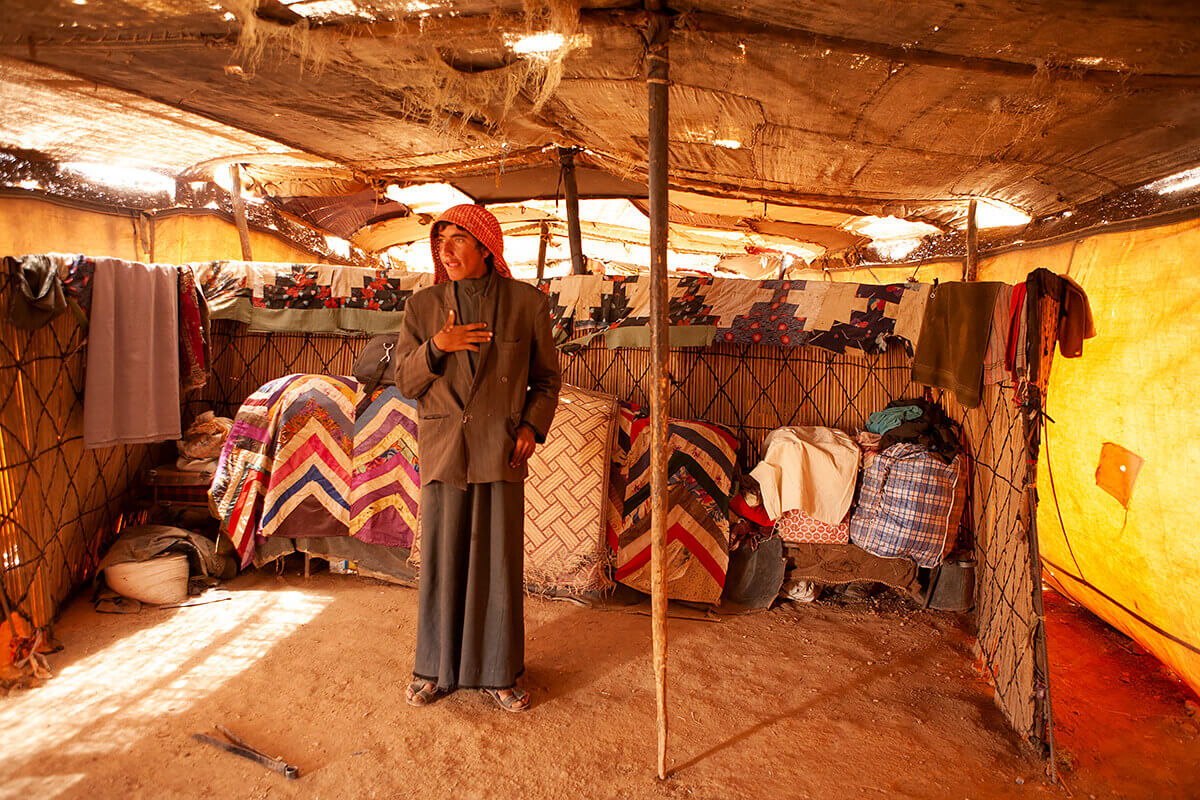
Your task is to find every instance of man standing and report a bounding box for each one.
[394,204,561,712]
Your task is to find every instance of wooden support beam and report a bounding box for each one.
[311,10,1200,89]
[229,163,254,261]
[559,148,587,275]
[645,1,671,782]
[536,221,550,282]
[666,10,1200,89]
[147,211,156,263]
[578,149,961,225]
[965,199,979,281]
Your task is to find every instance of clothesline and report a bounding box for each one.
[184,260,934,355]
[7,254,1092,423]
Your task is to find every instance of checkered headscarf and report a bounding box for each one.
[430,204,511,284]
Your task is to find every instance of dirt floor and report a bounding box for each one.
[1039,591,1200,799]
[1,568,1197,800]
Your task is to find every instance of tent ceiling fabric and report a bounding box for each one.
[352,204,560,251]
[351,196,824,262]
[1,0,1198,255]
[0,56,302,174]
[276,189,410,240]
[627,199,869,251]
[447,165,648,203]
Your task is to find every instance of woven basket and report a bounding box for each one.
[104,553,190,605]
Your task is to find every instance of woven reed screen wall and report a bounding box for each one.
[560,341,917,468]
[201,321,367,418]
[0,273,153,630]
[202,323,1048,753]
[0,305,1048,753]
[941,384,1048,754]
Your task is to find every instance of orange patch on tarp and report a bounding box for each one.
[1095,442,1144,507]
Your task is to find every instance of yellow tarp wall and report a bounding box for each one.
[975,217,1200,698]
[824,222,1200,695]
[0,194,324,263]
[152,213,326,264]
[0,195,139,261]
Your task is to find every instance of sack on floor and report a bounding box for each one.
[849,443,966,567]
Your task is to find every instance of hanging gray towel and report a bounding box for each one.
[83,258,182,448]
[911,281,1003,409]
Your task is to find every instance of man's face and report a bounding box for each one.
[436,223,490,281]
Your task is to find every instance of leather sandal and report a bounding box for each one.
[406,680,442,707]
[483,687,530,713]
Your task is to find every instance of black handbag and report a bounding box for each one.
[352,334,398,397]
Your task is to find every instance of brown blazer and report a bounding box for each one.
[394,271,561,489]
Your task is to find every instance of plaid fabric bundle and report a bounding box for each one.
[848,443,966,567]
[776,509,850,545]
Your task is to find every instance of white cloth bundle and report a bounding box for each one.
[750,426,860,526]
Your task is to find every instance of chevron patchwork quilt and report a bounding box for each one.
[608,408,739,604]
[211,374,420,568]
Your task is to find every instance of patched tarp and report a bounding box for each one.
[4,1,1199,225]
[976,218,1200,698]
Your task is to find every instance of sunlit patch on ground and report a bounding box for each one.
[0,589,332,800]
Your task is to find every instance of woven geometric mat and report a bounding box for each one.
[524,384,617,593]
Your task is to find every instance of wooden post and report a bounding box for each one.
[229,163,254,261]
[646,1,671,781]
[964,199,978,281]
[558,148,587,275]
[536,221,550,282]
[175,178,194,207]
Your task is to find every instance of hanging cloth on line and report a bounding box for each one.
[83,258,182,448]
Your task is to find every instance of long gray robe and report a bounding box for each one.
[412,276,525,690]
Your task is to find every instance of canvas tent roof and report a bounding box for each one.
[1,1,1198,266]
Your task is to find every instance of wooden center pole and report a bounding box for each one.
[645,1,671,781]
[964,198,978,281]
[229,163,254,262]
[536,220,550,282]
[558,148,587,275]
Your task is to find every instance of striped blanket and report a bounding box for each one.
[608,408,738,604]
[210,374,420,568]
